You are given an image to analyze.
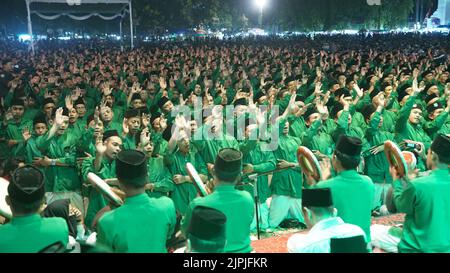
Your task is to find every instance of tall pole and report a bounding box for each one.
[259,5,263,28]
[129,0,134,49]
[26,0,34,55]
[119,18,123,52]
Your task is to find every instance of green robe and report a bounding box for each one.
[271,134,303,199]
[81,157,116,229]
[315,170,375,242]
[302,120,335,157]
[164,148,208,215]
[181,184,254,253]
[97,193,176,253]
[6,118,32,158]
[363,111,395,184]
[192,126,240,164]
[393,168,450,253]
[241,141,276,203]
[146,155,174,198]
[0,214,68,253]
[395,95,432,171]
[36,131,81,192]
[424,111,450,139]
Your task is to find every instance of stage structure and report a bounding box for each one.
[25,0,134,54]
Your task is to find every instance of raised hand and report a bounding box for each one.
[95,136,107,155]
[140,127,151,146]
[142,113,150,128]
[54,107,65,128]
[122,118,129,135]
[65,95,73,110]
[22,127,31,142]
[159,77,167,90]
[319,158,331,180]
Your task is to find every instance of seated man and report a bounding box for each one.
[175,206,227,253]
[0,165,69,253]
[181,148,254,253]
[96,150,177,253]
[287,188,367,253]
[372,134,450,253]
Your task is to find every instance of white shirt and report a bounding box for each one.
[287,217,366,253]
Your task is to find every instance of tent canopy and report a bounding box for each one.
[25,0,134,53]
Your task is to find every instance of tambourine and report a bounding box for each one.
[401,151,417,171]
[185,162,209,197]
[0,177,12,219]
[384,141,408,178]
[87,173,124,207]
[297,146,322,182]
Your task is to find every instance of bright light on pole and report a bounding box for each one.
[255,0,267,28]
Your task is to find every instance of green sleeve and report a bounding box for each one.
[366,111,381,139]
[395,95,416,134]
[253,152,276,173]
[392,179,415,215]
[425,111,449,136]
[303,119,322,145]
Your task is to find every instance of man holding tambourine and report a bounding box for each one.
[371,134,450,253]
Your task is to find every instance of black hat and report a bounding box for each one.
[254,91,266,102]
[331,103,344,119]
[424,83,437,94]
[284,76,295,84]
[11,98,24,107]
[150,112,162,125]
[421,70,433,78]
[130,93,142,102]
[33,115,47,126]
[425,93,439,105]
[116,150,148,186]
[233,98,247,107]
[335,135,362,157]
[302,188,333,208]
[361,104,377,121]
[157,96,171,109]
[334,88,352,99]
[430,134,450,163]
[43,98,55,106]
[369,88,382,101]
[102,130,119,142]
[124,108,140,119]
[303,106,318,119]
[188,206,227,242]
[411,103,422,111]
[8,165,45,203]
[330,235,368,253]
[214,148,243,182]
[397,86,410,103]
[427,101,443,114]
[74,97,85,106]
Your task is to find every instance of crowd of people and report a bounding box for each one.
[0,32,449,253]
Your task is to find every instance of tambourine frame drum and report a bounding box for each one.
[0,178,12,219]
[297,146,322,182]
[384,141,408,178]
[87,173,123,207]
[186,163,209,197]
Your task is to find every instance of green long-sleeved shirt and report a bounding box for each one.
[181,184,254,253]
[393,168,450,253]
[97,193,176,253]
[315,170,375,242]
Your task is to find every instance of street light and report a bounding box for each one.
[254,0,267,28]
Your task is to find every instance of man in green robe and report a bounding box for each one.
[372,134,450,253]
[81,130,122,229]
[181,148,254,253]
[36,107,82,210]
[0,166,69,253]
[361,103,395,213]
[6,98,32,158]
[315,135,375,242]
[96,150,176,253]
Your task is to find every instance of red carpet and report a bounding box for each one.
[251,214,405,253]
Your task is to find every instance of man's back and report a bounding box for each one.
[0,214,68,253]
[395,168,450,253]
[182,184,254,253]
[316,170,374,241]
[287,217,366,253]
[96,193,176,253]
